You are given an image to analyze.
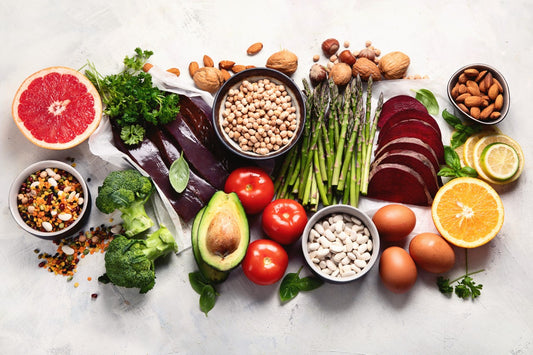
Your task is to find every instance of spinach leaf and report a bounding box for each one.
[279,266,323,303]
[414,88,439,115]
[169,153,190,193]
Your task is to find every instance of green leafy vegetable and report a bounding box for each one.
[169,153,190,193]
[85,47,180,145]
[438,146,478,179]
[414,88,439,115]
[437,249,484,300]
[279,266,323,303]
[189,271,219,316]
[442,109,482,149]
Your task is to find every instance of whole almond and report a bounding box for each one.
[245,65,256,69]
[490,111,501,120]
[189,61,200,77]
[464,95,484,107]
[218,60,235,70]
[483,72,493,89]
[142,63,153,72]
[479,104,495,120]
[166,67,180,77]
[247,42,263,55]
[479,79,488,93]
[220,68,231,81]
[451,83,460,98]
[458,73,467,84]
[455,93,471,102]
[475,70,487,82]
[466,80,481,96]
[488,84,499,100]
[458,103,469,113]
[464,68,479,77]
[458,84,467,94]
[470,106,481,119]
[494,94,504,110]
[231,64,247,73]
[203,55,214,67]
[493,78,503,92]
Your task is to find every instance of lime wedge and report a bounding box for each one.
[480,142,519,181]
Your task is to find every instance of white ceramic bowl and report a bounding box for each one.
[9,160,91,240]
[302,204,380,284]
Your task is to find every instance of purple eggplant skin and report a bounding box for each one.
[111,125,214,222]
[162,117,229,190]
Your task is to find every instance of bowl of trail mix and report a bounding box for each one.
[9,160,91,240]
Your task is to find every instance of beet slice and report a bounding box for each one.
[379,109,441,140]
[370,149,441,196]
[377,120,444,164]
[374,137,440,172]
[367,163,433,206]
[379,95,428,129]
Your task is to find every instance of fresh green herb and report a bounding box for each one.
[169,153,190,193]
[85,47,180,145]
[414,88,439,115]
[279,266,323,303]
[437,249,484,300]
[189,271,219,316]
[442,109,482,149]
[438,146,478,179]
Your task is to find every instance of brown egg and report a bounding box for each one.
[379,246,417,293]
[372,204,416,242]
[409,232,456,273]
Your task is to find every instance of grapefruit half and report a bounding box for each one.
[12,66,102,150]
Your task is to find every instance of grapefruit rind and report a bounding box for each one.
[12,66,102,150]
[431,177,504,248]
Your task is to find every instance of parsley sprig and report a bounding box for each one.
[437,249,484,300]
[85,48,180,145]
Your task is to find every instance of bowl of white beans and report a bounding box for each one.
[9,160,91,240]
[212,68,306,160]
[302,204,380,283]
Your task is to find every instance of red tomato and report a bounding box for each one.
[224,167,274,214]
[261,199,308,245]
[242,239,289,285]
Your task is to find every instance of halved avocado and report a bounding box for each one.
[197,191,249,272]
[191,207,229,283]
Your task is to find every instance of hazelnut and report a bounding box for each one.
[309,63,328,86]
[322,38,340,57]
[266,49,298,76]
[312,54,320,62]
[330,63,352,86]
[338,50,356,66]
[357,48,376,62]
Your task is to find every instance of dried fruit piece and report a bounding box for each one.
[247,42,263,55]
[266,49,298,76]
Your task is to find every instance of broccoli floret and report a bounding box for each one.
[100,225,178,293]
[95,169,154,237]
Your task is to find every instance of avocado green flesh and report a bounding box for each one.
[191,207,229,283]
[197,191,249,272]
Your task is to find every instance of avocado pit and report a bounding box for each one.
[206,210,240,258]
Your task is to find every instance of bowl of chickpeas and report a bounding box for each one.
[212,67,306,160]
[9,160,91,240]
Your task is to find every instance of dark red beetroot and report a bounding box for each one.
[377,119,441,146]
[377,121,444,164]
[378,95,428,129]
[370,149,440,197]
[374,137,441,173]
[379,109,442,140]
[367,163,433,206]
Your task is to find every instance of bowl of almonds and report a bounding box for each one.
[212,67,306,160]
[447,63,510,125]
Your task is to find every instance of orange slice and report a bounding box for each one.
[12,66,102,150]
[431,177,504,248]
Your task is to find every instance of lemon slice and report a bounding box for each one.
[473,134,524,184]
[462,126,501,168]
[480,143,519,181]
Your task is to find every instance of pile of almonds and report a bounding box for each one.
[449,67,505,121]
[310,39,414,86]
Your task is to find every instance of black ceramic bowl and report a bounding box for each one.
[9,160,91,240]
[212,67,306,160]
[447,63,510,125]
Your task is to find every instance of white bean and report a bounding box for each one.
[324,229,336,242]
[314,223,325,234]
[42,221,53,232]
[367,239,373,252]
[330,243,344,253]
[318,236,332,248]
[308,242,320,251]
[354,259,367,269]
[356,234,369,245]
[316,248,330,258]
[358,244,368,254]
[360,252,372,261]
[333,252,346,263]
[326,260,337,271]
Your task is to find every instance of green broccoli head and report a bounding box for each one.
[102,226,178,293]
[95,169,155,237]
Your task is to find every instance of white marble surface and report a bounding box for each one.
[1,0,532,354]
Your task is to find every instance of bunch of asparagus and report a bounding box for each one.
[274,75,383,211]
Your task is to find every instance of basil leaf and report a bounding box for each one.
[444,146,462,171]
[199,285,217,316]
[189,271,209,295]
[438,167,458,177]
[442,109,462,127]
[458,166,478,178]
[279,267,323,303]
[450,130,469,149]
[415,89,439,115]
[169,153,190,193]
